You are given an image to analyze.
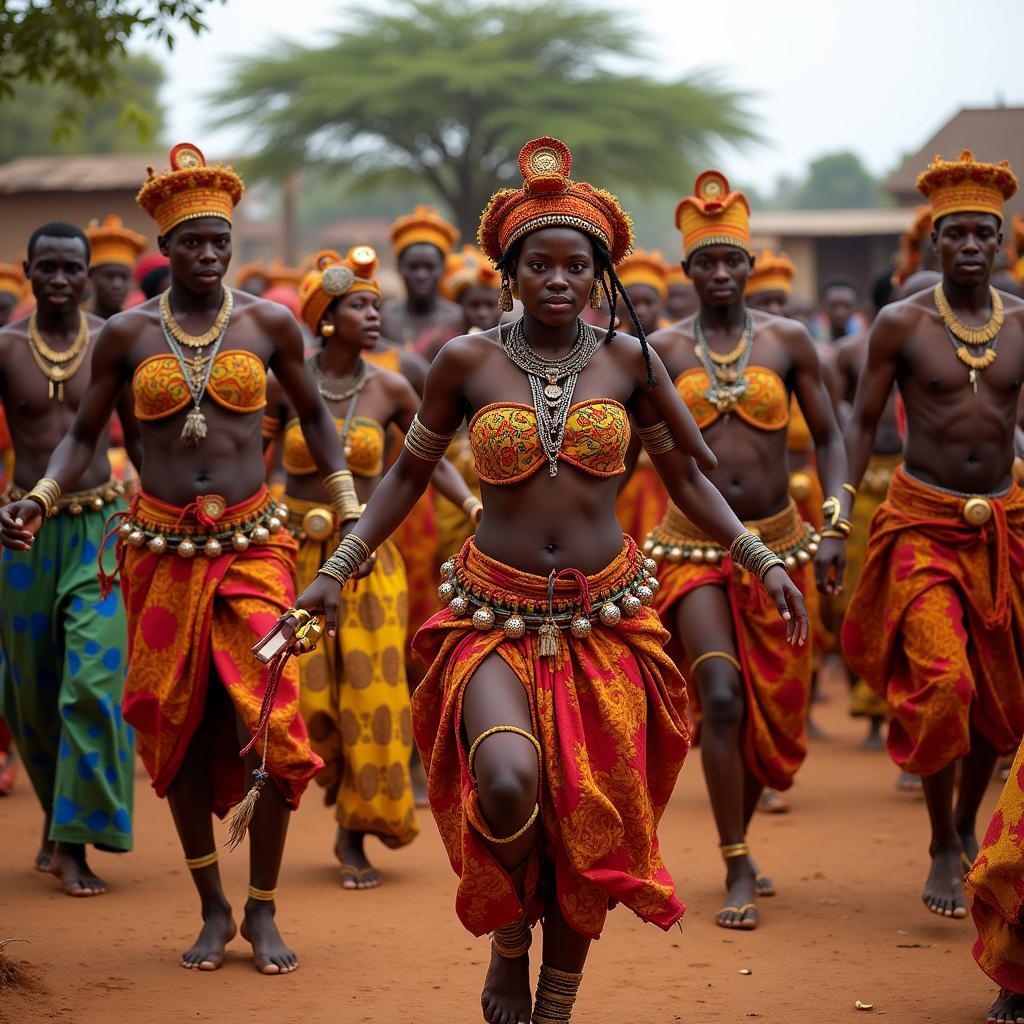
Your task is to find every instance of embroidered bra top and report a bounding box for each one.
[468,399,629,485]
[282,416,385,478]
[675,366,789,431]
[133,349,266,421]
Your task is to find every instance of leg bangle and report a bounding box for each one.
[475,803,539,845]
[492,915,532,959]
[689,650,742,675]
[247,885,276,901]
[184,851,219,870]
[533,963,584,1024]
[720,841,750,859]
[467,724,542,779]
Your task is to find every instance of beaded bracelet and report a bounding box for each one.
[636,421,676,456]
[404,415,456,462]
[318,533,371,585]
[25,476,62,517]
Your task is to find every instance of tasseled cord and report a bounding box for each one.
[224,648,289,850]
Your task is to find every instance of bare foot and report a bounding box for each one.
[181,903,236,971]
[716,857,758,929]
[756,789,789,814]
[987,988,1024,1023]
[748,856,776,898]
[335,827,380,890]
[241,899,298,974]
[481,945,532,1024]
[48,842,106,896]
[959,830,980,876]
[35,838,55,873]
[896,770,923,793]
[923,842,968,918]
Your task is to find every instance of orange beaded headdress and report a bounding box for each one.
[664,261,692,288]
[299,246,380,333]
[441,245,501,301]
[617,248,668,300]
[892,206,932,286]
[478,137,634,265]
[234,261,267,289]
[85,215,146,269]
[675,170,752,260]
[390,205,459,258]
[1011,212,1024,284]
[916,150,1018,223]
[266,258,303,290]
[0,262,26,299]
[136,143,244,236]
[746,249,796,297]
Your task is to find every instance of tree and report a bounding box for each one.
[0,53,165,164]
[0,1,222,139]
[209,0,757,239]
[791,151,880,210]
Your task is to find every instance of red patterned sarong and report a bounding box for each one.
[966,736,1024,994]
[412,538,689,940]
[841,469,1024,775]
[120,488,322,815]
[649,501,814,791]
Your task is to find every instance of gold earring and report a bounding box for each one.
[320,322,335,337]
[589,281,603,309]
[498,278,513,313]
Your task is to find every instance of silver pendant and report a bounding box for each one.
[544,382,563,401]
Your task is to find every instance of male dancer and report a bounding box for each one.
[843,151,1024,925]
[85,215,146,319]
[0,222,137,894]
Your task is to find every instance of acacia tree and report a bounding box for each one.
[209,0,757,239]
[0,1,222,138]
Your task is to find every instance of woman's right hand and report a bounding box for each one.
[292,573,344,637]
[0,499,43,551]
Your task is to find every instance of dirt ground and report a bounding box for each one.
[0,667,1001,1024]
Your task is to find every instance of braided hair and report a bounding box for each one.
[497,234,657,390]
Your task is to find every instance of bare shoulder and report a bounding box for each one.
[236,289,298,334]
[872,292,932,336]
[98,302,157,352]
[1000,288,1024,319]
[0,312,29,359]
[370,360,417,402]
[84,310,106,335]
[433,328,500,373]
[648,316,694,357]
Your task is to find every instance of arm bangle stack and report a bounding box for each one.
[324,469,361,523]
[841,483,858,499]
[25,476,61,518]
[404,414,456,462]
[636,420,676,456]
[318,533,371,586]
[820,517,852,541]
[461,496,483,521]
[728,530,786,582]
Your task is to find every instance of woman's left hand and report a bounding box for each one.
[813,537,847,596]
[762,565,808,646]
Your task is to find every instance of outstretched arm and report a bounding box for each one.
[0,318,131,549]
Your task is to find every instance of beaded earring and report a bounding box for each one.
[498,277,513,312]
[589,280,603,309]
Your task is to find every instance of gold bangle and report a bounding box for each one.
[247,885,276,901]
[324,469,361,522]
[404,414,455,462]
[720,841,750,859]
[25,476,61,517]
[821,495,841,527]
[636,420,676,456]
[842,483,858,499]
[475,803,539,845]
[184,851,219,870]
[319,533,371,585]
[820,528,848,541]
[462,496,483,521]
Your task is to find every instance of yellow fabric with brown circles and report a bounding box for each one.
[291,504,418,848]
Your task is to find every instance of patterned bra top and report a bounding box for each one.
[468,399,630,485]
[282,416,385,478]
[675,366,790,431]
[133,349,266,421]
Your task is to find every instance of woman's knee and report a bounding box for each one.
[699,669,744,729]
[474,741,539,831]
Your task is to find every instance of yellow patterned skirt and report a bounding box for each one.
[288,496,419,848]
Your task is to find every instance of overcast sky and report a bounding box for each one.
[155,0,1023,192]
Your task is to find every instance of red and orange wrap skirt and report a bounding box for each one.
[116,488,322,816]
[412,537,690,940]
[646,499,817,792]
[842,468,1024,776]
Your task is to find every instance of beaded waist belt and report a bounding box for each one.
[1,479,125,516]
[118,488,290,558]
[644,498,819,570]
[435,537,659,653]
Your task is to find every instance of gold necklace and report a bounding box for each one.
[27,311,91,401]
[160,288,234,349]
[693,320,751,367]
[934,283,1004,344]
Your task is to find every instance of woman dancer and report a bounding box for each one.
[265,245,478,888]
[282,138,806,1024]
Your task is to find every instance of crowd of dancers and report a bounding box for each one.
[1,136,1023,1024]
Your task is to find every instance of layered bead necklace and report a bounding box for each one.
[693,312,755,413]
[308,353,366,458]
[159,288,234,445]
[27,310,90,401]
[502,316,598,477]
[933,283,1004,394]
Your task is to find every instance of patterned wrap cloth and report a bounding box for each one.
[412,537,690,940]
[288,495,418,848]
[842,468,1024,775]
[648,500,815,791]
[966,734,1024,995]
[119,488,322,815]
[0,487,134,849]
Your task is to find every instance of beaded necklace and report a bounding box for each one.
[27,311,90,401]
[933,284,1002,394]
[694,312,755,412]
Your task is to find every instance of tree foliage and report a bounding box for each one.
[0,1,222,139]
[791,151,880,210]
[209,0,757,239]
[0,53,165,164]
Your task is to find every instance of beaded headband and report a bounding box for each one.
[85,214,146,269]
[675,170,752,259]
[617,247,669,300]
[746,249,796,297]
[299,246,380,332]
[441,245,501,301]
[916,150,1018,223]
[390,205,459,258]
